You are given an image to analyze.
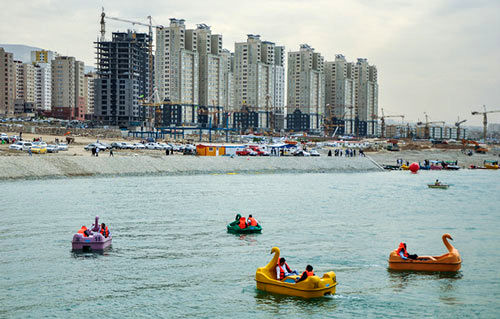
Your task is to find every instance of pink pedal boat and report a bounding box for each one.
[72,216,112,251]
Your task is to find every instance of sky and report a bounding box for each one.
[1,0,499,126]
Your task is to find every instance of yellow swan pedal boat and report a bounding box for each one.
[388,234,461,272]
[255,247,337,298]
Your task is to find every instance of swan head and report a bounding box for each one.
[270,247,280,255]
[443,233,453,241]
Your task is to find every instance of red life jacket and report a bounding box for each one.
[277,262,292,280]
[77,226,88,237]
[248,217,258,226]
[100,226,109,238]
[239,217,246,229]
[396,242,409,257]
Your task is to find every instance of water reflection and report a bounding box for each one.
[254,289,337,314]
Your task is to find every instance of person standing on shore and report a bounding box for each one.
[96,147,100,157]
[110,148,114,157]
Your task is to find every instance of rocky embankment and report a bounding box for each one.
[0,155,380,180]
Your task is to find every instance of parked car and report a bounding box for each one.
[31,144,47,154]
[57,143,68,151]
[145,142,162,150]
[133,143,146,149]
[183,145,196,155]
[121,142,135,149]
[84,143,107,151]
[157,143,172,150]
[111,142,125,149]
[1,133,8,141]
[46,145,59,153]
[309,149,320,157]
[98,142,112,150]
[293,150,311,157]
[236,148,258,156]
[9,141,32,151]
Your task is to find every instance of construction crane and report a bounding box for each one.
[471,105,500,142]
[377,108,405,138]
[455,117,467,140]
[417,113,445,139]
[264,94,276,133]
[324,104,352,137]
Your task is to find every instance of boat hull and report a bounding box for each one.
[256,280,337,298]
[388,260,461,272]
[227,222,262,234]
[72,233,112,251]
[428,184,449,189]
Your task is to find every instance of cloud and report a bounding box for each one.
[1,0,499,125]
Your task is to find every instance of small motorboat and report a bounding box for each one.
[388,234,461,272]
[427,184,449,189]
[227,214,262,234]
[255,247,337,298]
[383,164,401,170]
[484,160,499,169]
[72,216,112,251]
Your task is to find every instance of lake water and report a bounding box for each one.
[1,170,499,318]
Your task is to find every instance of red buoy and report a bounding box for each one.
[409,162,420,173]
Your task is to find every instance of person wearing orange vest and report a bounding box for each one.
[396,242,418,260]
[77,226,90,237]
[276,257,300,280]
[100,223,109,238]
[295,265,315,283]
[247,215,258,227]
[238,216,247,229]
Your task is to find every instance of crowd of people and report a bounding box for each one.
[327,149,365,157]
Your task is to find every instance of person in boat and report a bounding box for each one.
[246,214,258,227]
[100,223,109,238]
[276,257,300,280]
[434,179,441,186]
[295,265,314,283]
[397,242,418,260]
[77,226,91,237]
[238,216,247,229]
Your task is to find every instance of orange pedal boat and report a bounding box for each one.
[388,234,461,272]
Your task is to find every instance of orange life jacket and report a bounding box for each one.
[239,217,246,229]
[248,217,258,226]
[302,270,314,278]
[77,226,88,237]
[277,262,292,280]
[396,242,409,257]
[100,226,109,238]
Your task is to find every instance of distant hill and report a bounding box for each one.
[0,44,95,73]
[0,44,43,63]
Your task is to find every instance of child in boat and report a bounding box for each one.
[435,179,441,186]
[295,265,314,283]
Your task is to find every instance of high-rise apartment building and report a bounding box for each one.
[51,56,86,120]
[233,34,284,130]
[286,44,325,131]
[95,31,151,127]
[13,61,36,114]
[84,72,97,119]
[31,50,56,111]
[324,54,356,135]
[155,19,199,125]
[354,58,378,136]
[220,49,234,111]
[0,48,16,116]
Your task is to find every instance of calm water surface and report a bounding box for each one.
[1,170,499,318]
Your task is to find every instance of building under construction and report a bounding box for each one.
[94,31,151,127]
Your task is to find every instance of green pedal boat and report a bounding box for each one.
[227,214,262,234]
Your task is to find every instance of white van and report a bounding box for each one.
[9,141,32,151]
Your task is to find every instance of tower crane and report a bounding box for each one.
[471,105,500,142]
[377,108,405,138]
[417,113,445,139]
[455,117,467,140]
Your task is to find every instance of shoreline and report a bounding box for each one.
[0,156,381,181]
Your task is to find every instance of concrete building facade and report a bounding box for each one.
[95,31,151,127]
[286,44,325,131]
[84,72,97,119]
[354,58,378,136]
[31,50,56,111]
[0,47,16,116]
[324,54,356,135]
[233,34,284,130]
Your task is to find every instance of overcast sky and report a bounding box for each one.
[1,0,499,125]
